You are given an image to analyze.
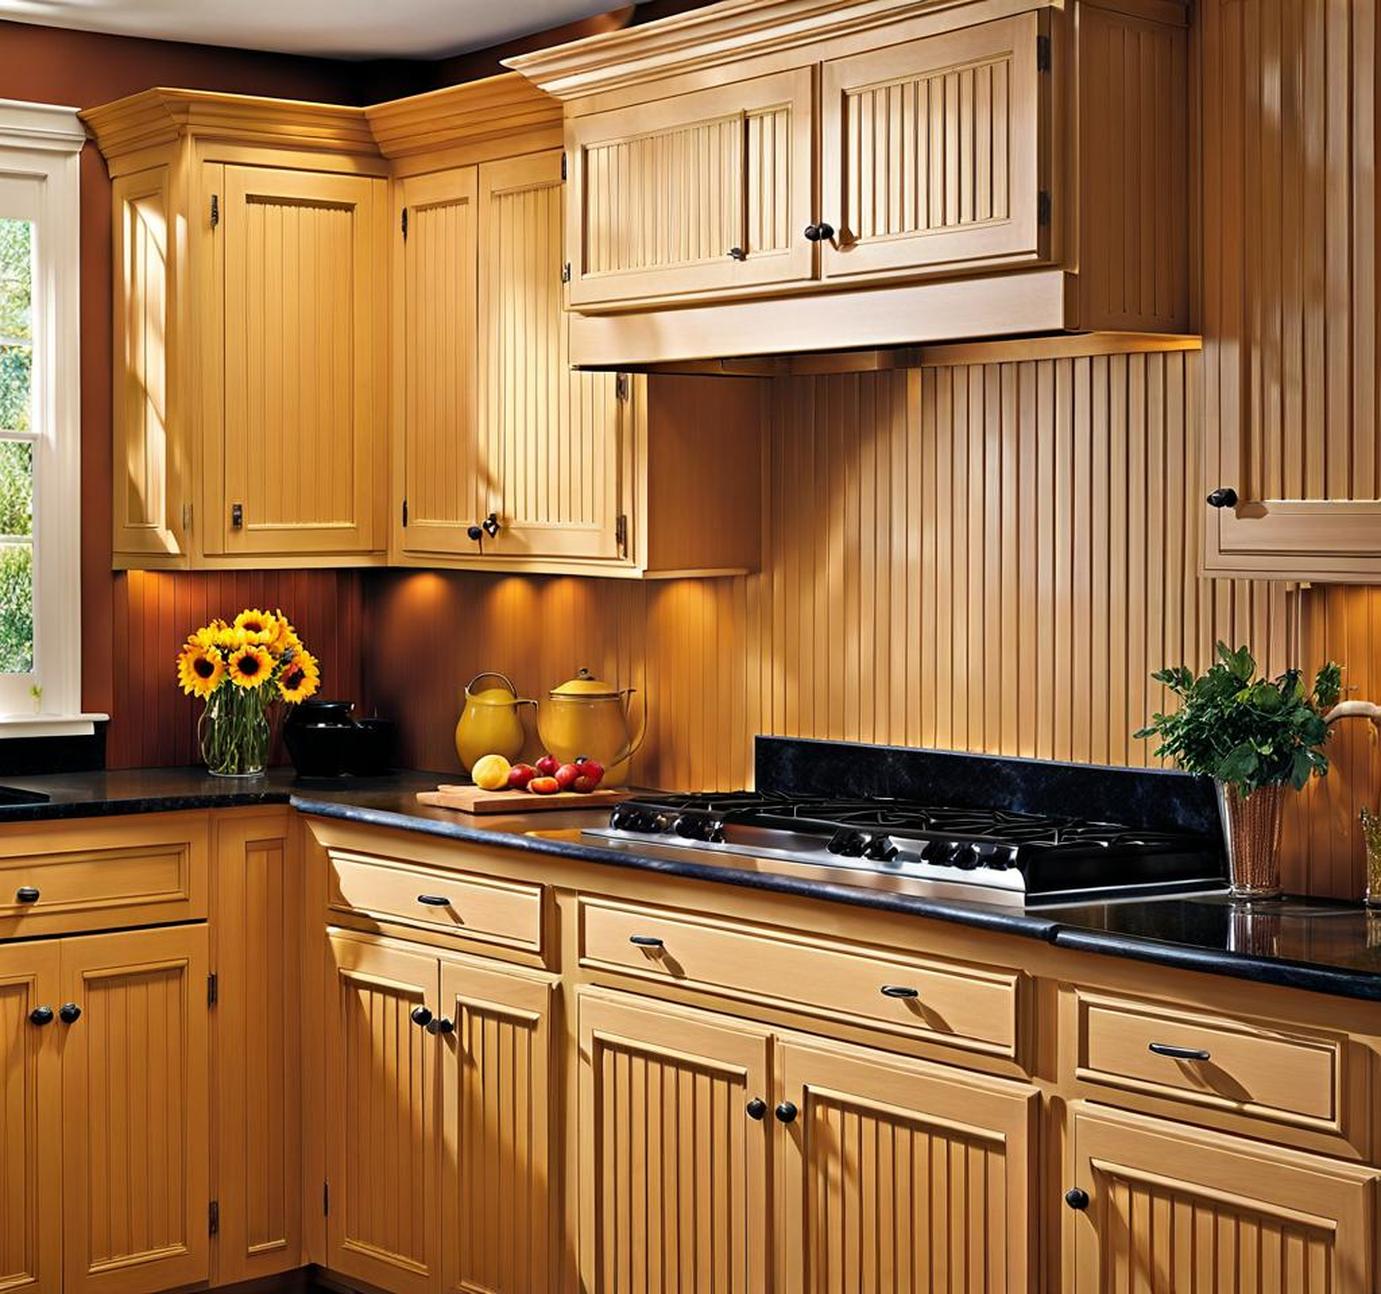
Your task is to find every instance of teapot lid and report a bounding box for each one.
[549,667,620,699]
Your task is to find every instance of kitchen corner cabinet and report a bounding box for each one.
[508,0,1191,366]
[83,91,389,570]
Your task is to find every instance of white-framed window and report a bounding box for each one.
[0,100,100,735]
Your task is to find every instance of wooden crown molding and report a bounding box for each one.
[365,73,559,158]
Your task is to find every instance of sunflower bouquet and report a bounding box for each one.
[176,609,320,776]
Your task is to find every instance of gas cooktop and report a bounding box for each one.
[583,791,1227,907]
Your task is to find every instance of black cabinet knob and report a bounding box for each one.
[416,894,450,907]
[16,886,39,904]
[1065,1187,1090,1210]
[745,1098,767,1121]
[628,935,664,949]
[1206,487,1239,509]
[481,513,501,538]
[803,222,836,243]
[426,1016,456,1036]
[774,1101,798,1124]
[58,1003,81,1025]
[880,985,920,999]
[410,1005,434,1029]
[466,524,484,542]
[29,1005,53,1026]
[1148,1042,1212,1062]
[727,246,747,261]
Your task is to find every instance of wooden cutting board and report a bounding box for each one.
[416,783,630,815]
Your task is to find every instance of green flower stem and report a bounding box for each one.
[200,685,274,776]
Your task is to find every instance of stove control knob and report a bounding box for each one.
[673,812,725,843]
[864,835,900,862]
[609,803,656,833]
[827,828,868,857]
[952,844,981,871]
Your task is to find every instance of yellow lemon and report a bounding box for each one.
[471,753,512,791]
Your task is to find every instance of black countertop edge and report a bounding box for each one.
[1051,927,1381,1004]
[290,798,1064,941]
[0,789,293,822]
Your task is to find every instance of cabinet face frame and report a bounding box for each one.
[0,941,62,1294]
[565,68,816,309]
[818,10,1049,283]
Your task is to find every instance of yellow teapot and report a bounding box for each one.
[537,668,645,787]
[454,672,534,773]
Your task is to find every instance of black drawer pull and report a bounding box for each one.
[417,894,451,907]
[29,1005,53,1026]
[745,1098,767,1120]
[58,1003,81,1025]
[880,985,919,999]
[1065,1187,1089,1210]
[15,887,39,904]
[410,1006,434,1028]
[1148,1042,1211,1062]
[775,1101,798,1124]
[629,935,664,949]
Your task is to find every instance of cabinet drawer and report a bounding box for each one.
[1070,989,1352,1136]
[0,815,208,937]
[326,849,543,955]
[579,897,1023,1061]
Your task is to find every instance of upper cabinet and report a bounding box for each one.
[508,0,1190,367]
[83,91,389,569]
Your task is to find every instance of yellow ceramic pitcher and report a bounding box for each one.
[454,672,534,773]
[537,668,645,787]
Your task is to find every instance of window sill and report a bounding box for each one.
[0,714,108,739]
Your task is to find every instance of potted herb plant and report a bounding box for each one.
[1135,643,1341,899]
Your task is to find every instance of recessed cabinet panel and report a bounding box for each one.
[0,943,61,1294]
[568,69,815,307]
[396,167,483,557]
[60,926,210,1294]
[820,12,1045,281]
[479,151,622,562]
[216,165,383,557]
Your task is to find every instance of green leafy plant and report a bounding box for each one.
[1134,643,1342,794]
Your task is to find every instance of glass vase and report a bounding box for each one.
[1361,807,1381,908]
[199,687,271,777]
[1216,780,1288,900]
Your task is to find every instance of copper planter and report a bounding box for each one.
[1216,781,1288,900]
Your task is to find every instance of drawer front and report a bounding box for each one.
[327,849,543,955]
[0,816,208,937]
[579,897,1022,1060]
[1072,989,1348,1135]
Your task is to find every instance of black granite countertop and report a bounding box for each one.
[2,766,1380,1003]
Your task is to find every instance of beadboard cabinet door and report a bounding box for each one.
[477,151,624,563]
[565,69,815,308]
[1068,1104,1380,1294]
[394,166,483,557]
[819,11,1047,284]
[211,165,386,559]
[60,926,211,1294]
[577,992,772,1294]
[778,1036,1038,1294]
[0,943,61,1294]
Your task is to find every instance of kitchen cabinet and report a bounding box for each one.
[83,91,390,570]
[508,0,1191,366]
[1067,1103,1380,1293]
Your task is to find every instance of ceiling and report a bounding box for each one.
[0,0,638,60]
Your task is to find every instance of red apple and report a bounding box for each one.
[554,762,581,791]
[529,776,560,795]
[535,754,560,777]
[574,758,605,788]
[506,763,537,790]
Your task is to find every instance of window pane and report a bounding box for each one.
[0,219,32,436]
[0,439,31,537]
[0,541,33,675]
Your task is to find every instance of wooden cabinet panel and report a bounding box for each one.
[212,813,301,1285]
[779,1035,1037,1294]
[478,151,623,562]
[439,957,556,1294]
[820,12,1046,282]
[215,165,384,557]
[323,932,437,1294]
[1068,1104,1380,1293]
[60,926,210,1294]
[577,991,771,1294]
[0,943,61,1294]
[395,166,482,557]
[567,69,814,308]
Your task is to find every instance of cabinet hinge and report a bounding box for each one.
[561,262,571,284]
[209,1201,219,1236]
[323,1181,330,1216]
[207,972,218,1007]
[401,206,408,239]
[560,152,568,181]
[402,497,409,527]
[1036,34,1051,71]
[210,193,219,228]
[615,373,630,402]
[231,502,244,529]
[1037,190,1052,226]
[615,513,628,557]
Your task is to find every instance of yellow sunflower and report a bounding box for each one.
[186,624,221,652]
[278,648,320,703]
[227,644,274,689]
[214,623,247,653]
[177,644,225,698]
[233,608,280,646]
[268,611,300,656]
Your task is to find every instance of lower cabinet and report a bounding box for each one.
[322,930,556,1294]
[1067,1104,1381,1294]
